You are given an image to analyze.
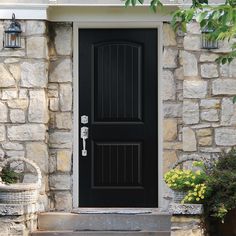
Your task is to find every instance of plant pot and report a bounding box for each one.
[173,190,187,203]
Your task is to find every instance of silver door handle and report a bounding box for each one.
[81,126,88,156]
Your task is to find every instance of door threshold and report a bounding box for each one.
[72,208,168,215]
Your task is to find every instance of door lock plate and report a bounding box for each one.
[81,115,88,124]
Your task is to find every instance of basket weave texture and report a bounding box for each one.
[0,157,42,204]
[170,156,202,204]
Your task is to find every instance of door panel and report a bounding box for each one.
[79,29,158,207]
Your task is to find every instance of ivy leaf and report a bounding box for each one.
[125,0,131,7]
[233,96,236,104]
[131,0,136,6]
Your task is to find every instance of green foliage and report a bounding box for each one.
[164,161,209,203]
[124,0,236,64]
[123,0,163,11]
[0,166,21,184]
[204,148,236,222]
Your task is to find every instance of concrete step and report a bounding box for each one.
[32,231,170,236]
[38,212,171,232]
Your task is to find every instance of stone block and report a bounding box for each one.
[49,98,59,111]
[221,98,236,125]
[0,63,16,87]
[49,174,71,190]
[186,22,201,34]
[174,67,184,81]
[49,131,72,149]
[164,103,182,118]
[20,62,48,88]
[215,128,236,146]
[0,102,8,122]
[7,63,21,83]
[163,23,177,46]
[0,125,6,141]
[10,109,25,123]
[183,100,199,125]
[55,112,72,129]
[49,58,72,83]
[26,21,46,35]
[183,81,207,98]
[0,148,4,159]
[199,53,218,62]
[220,59,236,77]
[57,150,72,172]
[2,89,17,100]
[6,150,25,158]
[201,63,218,78]
[28,90,49,123]
[200,99,220,109]
[163,70,176,101]
[19,89,28,99]
[54,191,72,211]
[60,84,72,111]
[163,151,178,174]
[212,79,236,95]
[27,36,48,59]
[54,24,72,55]
[183,35,201,51]
[201,109,219,122]
[196,128,212,137]
[2,142,24,150]
[26,142,48,173]
[8,124,46,141]
[163,142,183,150]
[163,119,177,141]
[183,127,197,151]
[163,48,178,69]
[7,99,28,109]
[181,51,198,77]
[199,136,212,146]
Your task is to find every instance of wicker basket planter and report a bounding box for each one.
[0,157,42,204]
[173,190,187,203]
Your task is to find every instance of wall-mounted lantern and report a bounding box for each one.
[4,13,22,49]
[201,27,219,50]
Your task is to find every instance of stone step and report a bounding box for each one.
[38,212,171,232]
[32,231,170,236]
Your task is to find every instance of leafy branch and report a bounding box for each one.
[124,0,236,64]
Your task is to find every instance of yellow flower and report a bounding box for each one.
[196,198,200,201]
[192,176,196,180]
[195,170,201,175]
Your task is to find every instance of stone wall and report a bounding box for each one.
[47,22,73,211]
[0,20,50,211]
[0,18,235,213]
[0,20,73,212]
[163,21,236,203]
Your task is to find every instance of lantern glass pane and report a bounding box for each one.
[201,32,218,49]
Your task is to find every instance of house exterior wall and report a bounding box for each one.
[0,17,235,211]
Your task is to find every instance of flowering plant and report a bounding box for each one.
[164,161,209,204]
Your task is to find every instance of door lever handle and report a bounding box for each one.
[81,126,89,156]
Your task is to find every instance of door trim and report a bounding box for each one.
[73,21,164,209]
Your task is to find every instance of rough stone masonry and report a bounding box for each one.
[0,19,235,213]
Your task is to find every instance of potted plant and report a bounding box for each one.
[204,148,236,236]
[164,160,209,203]
[0,157,42,204]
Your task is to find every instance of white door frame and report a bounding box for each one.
[73,21,164,209]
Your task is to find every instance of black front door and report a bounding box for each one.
[79,29,158,207]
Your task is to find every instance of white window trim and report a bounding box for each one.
[73,21,164,209]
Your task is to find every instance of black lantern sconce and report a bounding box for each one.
[4,13,22,49]
[201,27,219,50]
